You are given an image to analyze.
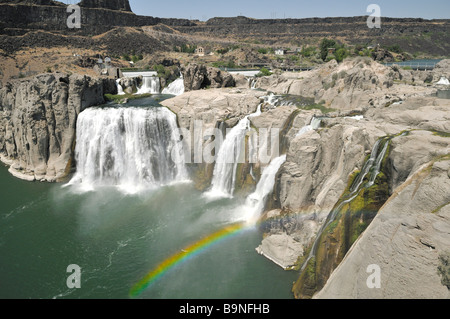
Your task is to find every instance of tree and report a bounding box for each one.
[335,48,349,63]
[320,38,336,61]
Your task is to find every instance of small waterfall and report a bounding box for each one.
[237,155,287,224]
[162,76,185,96]
[116,79,125,96]
[298,136,391,273]
[437,77,450,85]
[296,117,322,137]
[205,106,262,198]
[68,107,188,193]
[137,76,161,94]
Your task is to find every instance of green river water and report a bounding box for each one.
[0,164,296,299]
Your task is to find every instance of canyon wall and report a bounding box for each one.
[0,73,116,182]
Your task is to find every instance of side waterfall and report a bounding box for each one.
[162,76,185,96]
[116,79,125,95]
[68,107,188,193]
[237,155,287,224]
[299,136,391,272]
[137,76,161,94]
[205,106,262,198]
[296,117,322,137]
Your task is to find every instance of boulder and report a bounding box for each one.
[181,64,235,91]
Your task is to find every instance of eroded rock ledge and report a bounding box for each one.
[0,73,116,182]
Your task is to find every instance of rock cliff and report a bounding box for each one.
[181,64,236,92]
[0,73,116,182]
[78,0,132,11]
[254,58,436,110]
[315,154,450,299]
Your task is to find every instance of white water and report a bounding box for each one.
[299,137,391,272]
[116,79,125,96]
[437,77,450,85]
[296,117,322,137]
[67,107,188,194]
[137,76,161,94]
[205,106,262,199]
[234,155,287,225]
[162,76,185,96]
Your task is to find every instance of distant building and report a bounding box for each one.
[195,46,213,57]
[275,49,287,56]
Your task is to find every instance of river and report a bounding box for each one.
[0,142,296,299]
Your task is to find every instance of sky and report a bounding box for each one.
[61,0,450,20]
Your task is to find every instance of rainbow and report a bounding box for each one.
[129,222,247,298]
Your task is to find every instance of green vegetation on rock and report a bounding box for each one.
[293,136,393,299]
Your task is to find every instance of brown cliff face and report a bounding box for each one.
[78,0,132,12]
[0,73,117,182]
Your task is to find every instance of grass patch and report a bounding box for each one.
[302,103,336,114]
[431,130,450,138]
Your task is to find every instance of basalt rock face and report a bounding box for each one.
[0,1,194,37]
[254,58,436,110]
[181,64,236,92]
[175,17,450,57]
[78,0,132,11]
[315,156,450,299]
[0,73,116,182]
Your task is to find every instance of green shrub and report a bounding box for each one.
[386,44,403,54]
[256,67,272,77]
[216,48,230,55]
[320,38,337,61]
[335,47,349,63]
[258,48,268,54]
[300,46,316,57]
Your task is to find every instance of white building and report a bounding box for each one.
[275,49,287,56]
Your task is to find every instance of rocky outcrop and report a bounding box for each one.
[181,64,236,92]
[78,0,132,11]
[161,88,265,190]
[253,93,450,298]
[254,58,436,110]
[0,73,116,182]
[371,47,394,62]
[315,156,450,299]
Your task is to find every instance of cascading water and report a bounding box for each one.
[67,107,188,193]
[298,136,392,273]
[205,106,262,198]
[236,155,287,224]
[437,76,450,85]
[162,76,185,96]
[116,79,125,96]
[137,76,161,94]
[296,117,322,137]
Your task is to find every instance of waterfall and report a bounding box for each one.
[116,79,126,96]
[205,106,262,199]
[298,136,391,273]
[237,155,287,224]
[162,76,185,96]
[137,76,161,94]
[296,117,322,137]
[67,107,188,193]
[437,77,450,85]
